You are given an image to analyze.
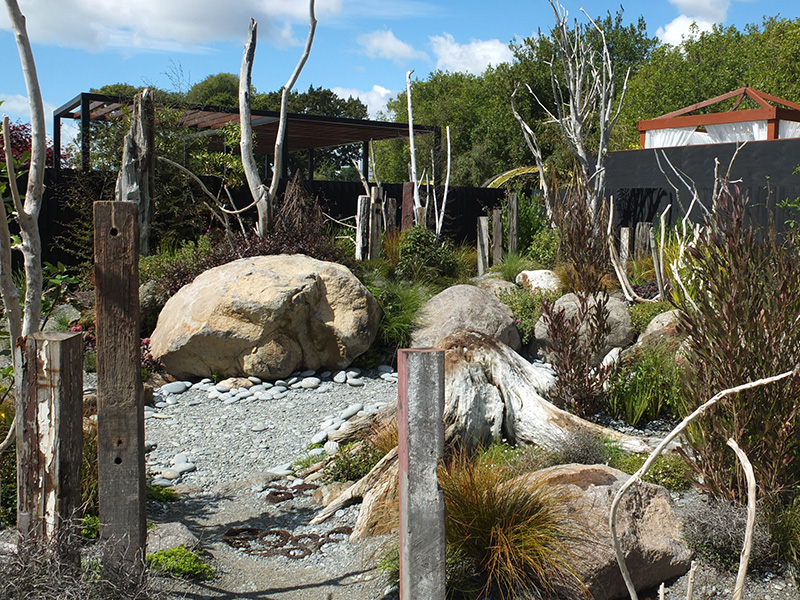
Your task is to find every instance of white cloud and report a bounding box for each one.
[429,33,512,75]
[0,0,342,52]
[357,30,428,64]
[331,84,395,119]
[667,0,730,23]
[657,15,715,45]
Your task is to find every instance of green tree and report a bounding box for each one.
[185,73,239,107]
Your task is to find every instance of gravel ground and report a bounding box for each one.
[104,368,800,600]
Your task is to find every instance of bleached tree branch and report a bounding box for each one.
[406,69,422,222]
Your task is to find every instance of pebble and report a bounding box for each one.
[161,381,188,395]
[333,371,347,384]
[340,403,363,420]
[301,377,321,389]
[323,440,339,455]
[247,376,262,384]
[310,430,328,445]
[346,378,365,387]
[215,383,231,393]
[251,423,268,432]
[161,468,181,480]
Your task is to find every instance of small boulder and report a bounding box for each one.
[146,522,201,555]
[639,308,681,343]
[522,464,692,600]
[150,255,379,380]
[411,284,521,351]
[474,276,517,298]
[515,269,561,294]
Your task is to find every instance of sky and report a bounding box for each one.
[1,0,796,143]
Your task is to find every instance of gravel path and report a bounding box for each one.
[140,368,398,600]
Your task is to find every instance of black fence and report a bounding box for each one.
[605,138,800,231]
[38,169,506,265]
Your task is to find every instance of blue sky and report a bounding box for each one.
[1,0,796,142]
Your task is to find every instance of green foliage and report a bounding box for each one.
[496,285,558,345]
[627,300,672,334]
[145,546,214,580]
[607,340,683,426]
[366,279,432,359]
[439,447,586,599]
[610,452,692,492]
[139,236,213,285]
[487,252,536,283]
[81,422,99,518]
[769,494,800,566]
[542,431,622,469]
[81,515,100,540]
[396,226,458,282]
[527,226,560,269]
[0,407,16,527]
[324,441,386,484]
[146,485,180,502]
[672,187,800,504]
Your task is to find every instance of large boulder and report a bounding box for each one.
[411,284,520,351]
[533,293,635,358]
[523,464,692,600]
[150,255,379,380]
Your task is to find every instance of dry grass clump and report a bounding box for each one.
[439,447,588,599]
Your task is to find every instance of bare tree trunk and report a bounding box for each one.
[406,70,422,225]
[239,2,317,236]
[2,0,46,455]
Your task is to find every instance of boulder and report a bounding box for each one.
[533,293,635,359]
[147,522,201,555]
[411,284,521,351]
[639,308,681,343]
[150,255,379,380]
[515,269,561,294]
[523,464,693,600]
[474,276,517,298]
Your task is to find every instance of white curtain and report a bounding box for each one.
[688,131,711,145]
[779,120,800,139]
[705,120,768,143]
[645,127,699,148]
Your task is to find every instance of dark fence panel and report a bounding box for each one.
[606,138,800,231]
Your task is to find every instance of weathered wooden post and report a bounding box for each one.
[355,194,370,261]
[94,201,146,575]
[397,348,446,600]
[619,226,631,272]
[492,208,503,266]
[634,222,652,259]
[477,216,489,276]
[507,192,519,255]
[368,186,383,260]
[401,182,415,231]
[385,197,398,236]
[17,332,83,554]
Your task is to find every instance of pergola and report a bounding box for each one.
[637,87,800,149]
[53,92,438,179]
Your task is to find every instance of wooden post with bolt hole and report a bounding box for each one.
[17,332,83,561]
[94,201,146,576]
[397,348,446,600]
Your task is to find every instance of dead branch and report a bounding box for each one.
[609,368,797,600]
[728,438,756,600]
[607,196,653,303]
[351,157,370,196]
[323,212,356,230]
[405,70,422,220]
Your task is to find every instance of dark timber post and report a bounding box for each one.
[401,183,415,231]
[492,208,503,266]
[368,186,382,261]
[94,201,146,574]
[397,349,446,600]
[355,195,370,261]
[17,332,83,554]
[508,192,519,255]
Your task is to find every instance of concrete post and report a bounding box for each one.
[397,348,446,600]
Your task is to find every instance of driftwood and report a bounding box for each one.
[313,330,654,533]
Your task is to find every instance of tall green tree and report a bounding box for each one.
[185,73,239,106]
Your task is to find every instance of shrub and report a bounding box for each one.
[543,430,621,468]
[607,340,683,427]
[439,447,586,599]
[496,285,558,345]
[540,292,611,416]
[683,498,774,572]
[673,186,800,504]
[145,545,214,580]
[146,485,180,503]
[324,440,386,483]
[627,300,672,334]
[0,405,16,527]
[367,279,432,360]
[396,226,458,282]
[527,226,560,269]
[81,515,100,540]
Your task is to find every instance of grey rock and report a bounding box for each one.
[160,468,181,480]
[147,522,201,555]
[323,440,340,455]
[310,430,329,445]
[301,377,321,389]
[340,404,363,420]
[346,377,365,387]
[333,370,347,383]
[173,462,196,475]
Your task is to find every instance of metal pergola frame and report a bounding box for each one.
[53,92,439,181]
